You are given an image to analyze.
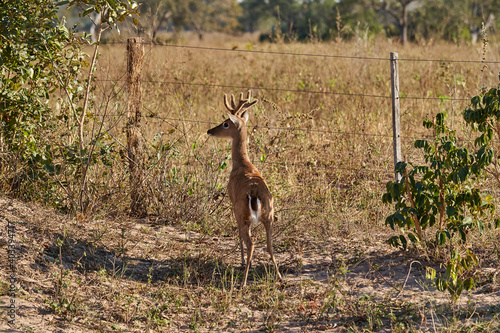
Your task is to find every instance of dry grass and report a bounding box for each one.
[1,33,500,332]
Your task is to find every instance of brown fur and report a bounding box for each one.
[207,91,281,287]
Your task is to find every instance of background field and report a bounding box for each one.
[1,33,500,332]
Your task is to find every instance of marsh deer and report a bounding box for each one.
[207,91,282,287]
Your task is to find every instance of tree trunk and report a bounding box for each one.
[401,2,408,45]
[126,37,147,217]
[470,13,495,44]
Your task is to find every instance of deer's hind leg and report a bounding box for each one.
[239,237,245,268]
[238,224,254,287]
[264,220,282,280]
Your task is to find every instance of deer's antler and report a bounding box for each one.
[224,90,258,116]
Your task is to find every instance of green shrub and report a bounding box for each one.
[383,105,499,301]
[1,0,138,212]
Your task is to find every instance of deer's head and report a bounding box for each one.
[207,91,258,139]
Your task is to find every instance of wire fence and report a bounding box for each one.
[97,105,491,146]
[107,41,500,64]
[98,78,474,101]
[95,40,500,194]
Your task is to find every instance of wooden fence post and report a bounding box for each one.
[127,37,146,217]
[391,52,402,182]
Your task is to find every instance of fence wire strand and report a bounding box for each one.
[106,41,500,64]
[96,105,467,142]
[97,78,472,102]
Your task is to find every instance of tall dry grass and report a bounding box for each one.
[90,34,500,242]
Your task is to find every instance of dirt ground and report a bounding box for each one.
[1,196,499,332]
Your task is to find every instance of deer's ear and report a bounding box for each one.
[240,110,249,122]
[227,113,240,127]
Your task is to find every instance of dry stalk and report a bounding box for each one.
[438,175,445,231]
[394,261,422,299]
[404,167,424,244]
[79,20,102,152]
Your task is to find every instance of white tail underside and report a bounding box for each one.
[248,195,261,226]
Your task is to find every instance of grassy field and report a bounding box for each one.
[1,33,500,332]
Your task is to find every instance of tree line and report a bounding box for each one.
[134,0,499,44]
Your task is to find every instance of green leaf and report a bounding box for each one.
[462,217,473,226]
[108,0,118,9]
[463,278,475,291]
[408,233,418,243]
[385,215,395,229]
[469,251,479,266]
[426,267,436,280]
[423,120,433,128]
[477,220,484,235]
[399,235,407,250]
[459,228,467,243]
[382,193,392,204]
[436,278,447,292]
[457,167,468,182]
[415,140,428,149]
[390,182,400,198]
[446,206,456,217]
[387,236,400,248]
[471,95,480,107]
[395,161,407,174]
[461,257,469,270]
[82,7,94,17]
[436,230,449,246]
[449,279,464,300]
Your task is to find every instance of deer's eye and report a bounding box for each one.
[223,122,229,128]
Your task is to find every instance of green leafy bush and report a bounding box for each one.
[1,0,138,212]
[382,108,498,301]
[0,0,87,199]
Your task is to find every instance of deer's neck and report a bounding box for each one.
[231,131,251,169]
